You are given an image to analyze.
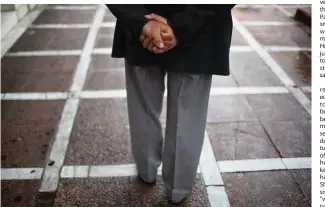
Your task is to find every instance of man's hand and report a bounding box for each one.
[141,20,169,50]
[145,13,167,24]
[140,13,177,54]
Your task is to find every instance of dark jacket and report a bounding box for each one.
[106,5,236,76]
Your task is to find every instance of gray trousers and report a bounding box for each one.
[125,60,212,202]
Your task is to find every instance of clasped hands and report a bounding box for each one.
[140,13,177,54]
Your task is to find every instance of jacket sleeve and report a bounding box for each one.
[168,4,236,46]
[106,5,149,43]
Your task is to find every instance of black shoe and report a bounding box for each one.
[137,175,156,185]
[167,196,188,205]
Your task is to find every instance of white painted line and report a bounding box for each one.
[61,165,90,178]
[29,24,92,29]
[89,164,137,177]
[39,99,80,192]
[217,157,311,173]
[46,92,69,100]
[241,21,298,26]
[0,87,294,101]
[93,48,112,54]
[301,86,311,93]
[61,164,199,178]
[81,87,290,99]
[39,6,105,193]
[100,22,116,27]
[1,168,43,180]
[264,46,312,52]
[200,131,224,185]
[3,93,46,100]
[275,5,296,17]
[218,158,286,173]
[46,6,98,10]
[233,18,311,115]
[2,92,69,100]
[282,157,311,169]
[5,50,82,56]
[230,46,253,52]
[207,186,231,207]
[80,90,127,98]
[71,7,106,91]
[0,157,309,181]
[209,86,289,95]
[1,5,46,57]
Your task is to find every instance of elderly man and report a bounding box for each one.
[106,5,235,204]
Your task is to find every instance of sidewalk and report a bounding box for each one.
[1,4,311,207]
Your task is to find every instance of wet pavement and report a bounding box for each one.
[1,4,311,207]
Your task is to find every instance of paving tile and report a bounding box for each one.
[270,51,311,86]
[2,71,74,92]
[245,94,311,121]
[1,56,79,73]
[211,75,238,87]
[305,92,311,100]
[230,52,283,86]
[98,27,115,37]
[1,100,65,125]
[84,69,126,90]
[262,120,311,157]
[222,171,310,207]
[246,25,311,47]
[90,55,125,70]
[65,99,131,165]
[207,95,258,123]
[2,123,58,168]
[231,28,249,46]
[103,10,116,22]
[207,122,280,161]
[33,9,96,24]
[72,98,129,127]
[129,174,210,207]
[289,169,311,202]
[54,177,131,207]
[1,56,78,92]
[232,7,292,21]
[66,124,132,165]
[95,35,113,48]
[1,180,39,207]
[9,28,88,51]
[1,100,65,167]
[95,27,115,48]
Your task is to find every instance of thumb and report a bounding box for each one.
[145,13,155,20]
[145,13,167,24]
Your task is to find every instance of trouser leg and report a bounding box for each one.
[162,72,212,202]
[125,60,166,182]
